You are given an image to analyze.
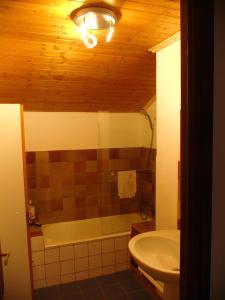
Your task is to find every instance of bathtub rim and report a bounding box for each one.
[44,230,131,249]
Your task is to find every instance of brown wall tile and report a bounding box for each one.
[35,200,52,214]
[36,199,63,214]
[129,159,140,170]
[99,205,112,217]
[97,149,109,160]
[29,188,51,204]
[75,208,86,220]
[98,160,109,171]
[51,199,63,211]
[86,161,98,172]
[36,176,50,188]
[98,172,110,183]
[110,182,118,195]
[86,207,98,219]
[28,177,36,189]
[109,159,120,171]
[63,197,76,211]
[61,150,74,162]
[86,172,98,185]
[119,148,141,159]
[99,183,110,198]
[49,151,61,162]
[86,149,97,160]
[36,151,49,163]
[75,197,86,208]
[27,164,36,177]
[35,164,50,176]
[74,150,86,161]
[74,172,86,185]
[26,152,35,164]
[100,196,111,206]
[86,184,98,196]
[74,185,87,197]
[111,203,120,215]
[86,196,98,206]
[27,147,156,224]
[109,172,117,183]
[74,161,86,172]
[109,148,119,159]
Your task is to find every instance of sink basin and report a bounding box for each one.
[128,230,180,300]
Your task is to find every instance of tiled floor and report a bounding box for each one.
[34,270,154,300]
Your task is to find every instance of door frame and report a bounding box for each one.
[180,1,214,299]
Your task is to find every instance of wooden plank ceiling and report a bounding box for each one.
[0,0,180,111]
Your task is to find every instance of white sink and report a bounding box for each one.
[128,230,180,300]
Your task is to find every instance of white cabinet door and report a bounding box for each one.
[0,105,32,300]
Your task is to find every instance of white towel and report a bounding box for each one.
[117,170,137,199]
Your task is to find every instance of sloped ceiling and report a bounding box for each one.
[0,0,180,111]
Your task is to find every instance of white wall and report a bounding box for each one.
[0,105,32,300]
[155,40,180,229]
[24,112,99,151]
[24,111,155,151]
[210,1,225,298]
[98,112,145,149]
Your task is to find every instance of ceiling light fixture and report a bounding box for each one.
[71,5,119,48]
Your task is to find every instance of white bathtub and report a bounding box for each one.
[43,213,151,248]
[32,213,152,289]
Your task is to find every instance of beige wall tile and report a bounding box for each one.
[60,273,75,284]
[32,251,44,266]
[60,245,74,261]
[102,238,114,253]
[115,236,128,251]
[46,276,60,287]
[115,263,128,272]
[36,152,49,163]
[88,241,101,256]
[89,268,102,278]
[45,262,60,278]
[89,255,102,269]
[102,265,115,275]
[33,279,46,290]
[115,250,127,264]
[75,257,89,272]
[45,248,59,264]
[74,243,88,258]
[75,271,89,281]
[60,260,75,275]
[102,252,115,267]
[32,265,45,281]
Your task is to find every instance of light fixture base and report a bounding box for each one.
[70,4,120,48]
[72,7,118,30]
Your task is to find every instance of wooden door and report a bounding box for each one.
[180,0,213,299]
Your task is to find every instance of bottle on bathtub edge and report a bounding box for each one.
[28,199,36,225]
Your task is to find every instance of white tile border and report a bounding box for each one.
[31,233,130,289]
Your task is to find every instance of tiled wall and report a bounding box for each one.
[31,234,130,289]
[26,148,156,224]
